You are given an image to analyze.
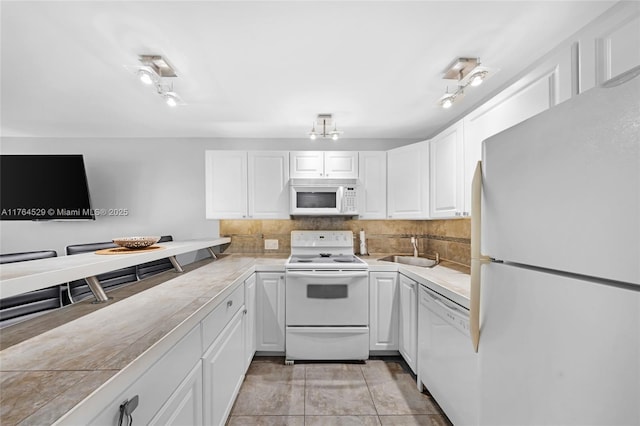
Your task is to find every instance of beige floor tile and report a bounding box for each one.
[230,361,305,416]
[363,364,440,415]
[305,415,382,425]
[305,364,377,416]
[378,414,452,426]
[226,415,305,426]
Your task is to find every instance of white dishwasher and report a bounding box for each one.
[418,284,478,426]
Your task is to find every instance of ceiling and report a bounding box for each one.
[0,1,616,140]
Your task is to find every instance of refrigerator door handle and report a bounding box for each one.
[471,161,491,353]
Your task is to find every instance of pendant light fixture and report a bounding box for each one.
[308,114,343,140]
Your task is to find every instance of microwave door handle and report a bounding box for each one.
[337,186,344,213]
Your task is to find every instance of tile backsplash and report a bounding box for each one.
[220,218,471,268]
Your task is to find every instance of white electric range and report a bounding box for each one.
[284,230,369,363]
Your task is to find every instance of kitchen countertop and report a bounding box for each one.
[363,255,471,309]
[0,253,469,425]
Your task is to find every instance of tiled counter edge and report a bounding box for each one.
[54,269,253,424]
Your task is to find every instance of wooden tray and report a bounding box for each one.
[95,245,165,255]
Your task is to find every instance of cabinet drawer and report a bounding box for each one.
[201,284,244,352]
[86,325,201,425]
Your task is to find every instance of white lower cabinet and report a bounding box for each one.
[244,274,257,370]
[256,272,285,352]
[202,308,246,426]
[86,325,202,425]
[369,271,399,351]
[398,274,418,374]
[149,362,203,426]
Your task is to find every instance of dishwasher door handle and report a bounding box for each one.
[433,297,467,318]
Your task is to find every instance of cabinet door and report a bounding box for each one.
[244,274,257,371]
[149,362,203,426]
[256,273,285,352]
[202,309,245,426]
[290,151,324,178]
[205,151,248,219]
[430,121,464,218]
[248,151,289,219]
[387,141,429,219]
[369,272,399,351]
[324,151,358,178]
[358,151,387,219]
[399,274,418,374]
[463,65,562,214]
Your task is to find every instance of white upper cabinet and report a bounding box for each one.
[324,151,359,178]
[579,2,640,91]
[248,151,290,219]
[462,63,566,214]
[289,151,324,178]
[206,151,289,219]
[290,151,358,179]
[430,121,464,218]
[358,151,387,219]
[205,151,248,219]
[387,141,429,219]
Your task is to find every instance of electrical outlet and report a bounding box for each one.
[264,239,279,250]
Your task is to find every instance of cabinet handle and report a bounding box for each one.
[455,211,461,216]
[242,215,246,218]
[227,300,233,308]
[243,308,248,315]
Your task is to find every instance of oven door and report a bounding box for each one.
[285,270,368,326]
[290,185,343,215]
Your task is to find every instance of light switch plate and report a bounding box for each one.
[264,239,279,250]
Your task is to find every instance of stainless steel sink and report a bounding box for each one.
[377,255,438,268]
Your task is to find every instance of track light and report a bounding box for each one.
[138,69,154,85]
[309,123,318,140]
[130,55,184,107]
[439,93,456,109]
[165,93,178,107]
[438,57,492,109]
[469,70,488,87]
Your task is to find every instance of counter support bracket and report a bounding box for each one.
[169,255,184,273]
[206,247,218,260]
[85,276,109,303]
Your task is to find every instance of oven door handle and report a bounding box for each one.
[286,271,369,279]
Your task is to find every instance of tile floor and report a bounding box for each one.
[227,357,452,426]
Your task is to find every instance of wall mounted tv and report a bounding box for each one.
[0,155,95,220]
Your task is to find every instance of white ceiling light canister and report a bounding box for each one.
[438,57,491,109]
[308,114,343,141]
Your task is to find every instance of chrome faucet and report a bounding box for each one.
[410,236,419,257]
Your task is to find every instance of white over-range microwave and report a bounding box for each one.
[289,179,359,216]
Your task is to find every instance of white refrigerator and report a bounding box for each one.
[471,65,640,425]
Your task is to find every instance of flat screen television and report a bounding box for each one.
[0,155,95,220]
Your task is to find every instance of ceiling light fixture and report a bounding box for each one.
[438,57,491,109]
[130,55,184,106]
[308,114,342,140]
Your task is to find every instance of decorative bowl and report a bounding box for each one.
[112,236,161,249]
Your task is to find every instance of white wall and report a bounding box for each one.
[0,137,412,257]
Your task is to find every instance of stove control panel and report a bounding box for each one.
[291,230,353,248]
